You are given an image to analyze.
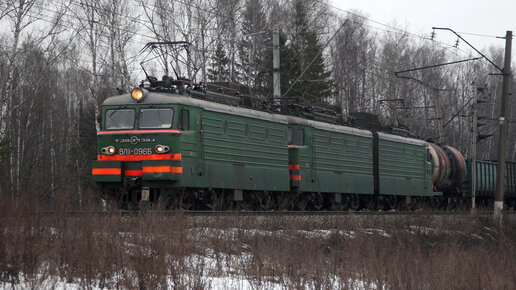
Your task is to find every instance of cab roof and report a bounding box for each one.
[103,92,289,124]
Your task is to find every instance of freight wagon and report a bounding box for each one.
[461,160,516,208]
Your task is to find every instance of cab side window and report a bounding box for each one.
[180,109,189,130]
[298,129,304,145]
[288,127,304,145]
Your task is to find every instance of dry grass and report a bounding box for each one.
[1,196,515,289]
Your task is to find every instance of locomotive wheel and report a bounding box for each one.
[364,196,377,211]
[309,193,324,210]
[205,189,217,210]
[412,197,426,211]
[397,196,412,211]
[427,196,441,210]
[273,192,291,210]
[214,190,233,210]
[293,193,308,211]
[345,195,360,211]
[253,191,273,210]
[383,196,398,211]
[328,194,343,211]
[177,189,194,210]
[165,189,184,210]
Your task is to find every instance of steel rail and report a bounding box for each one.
[21,209,516,217]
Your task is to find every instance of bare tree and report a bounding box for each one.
[212,0,242,82]
[70,0,106,132]
[0,0,71,201]
[0,0,39,142]
[99,0,136,90]
[332,13,376,115]
[140,0,179,77]
[191,0,217,82]
[238,0,268,88]
[374,25,414,127]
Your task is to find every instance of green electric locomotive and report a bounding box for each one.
[92,77,466,210]
[92,85,292,209]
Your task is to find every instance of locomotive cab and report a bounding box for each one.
[92,88,186,208]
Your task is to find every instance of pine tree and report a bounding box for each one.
[238,0,268,91]
[280,32,302,98]
[207,41,231,82]
[284,0,333,103]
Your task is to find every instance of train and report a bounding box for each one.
[91,43,515,211]
[92,77,479,211]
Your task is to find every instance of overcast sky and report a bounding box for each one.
[331,0,514,53]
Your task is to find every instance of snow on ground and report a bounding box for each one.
[1,254,378,290]
[3,224,490,289]
[187,227,358,242]
[1,276,377,290]
[0,225,381,290]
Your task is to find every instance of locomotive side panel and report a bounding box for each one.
[311,128,374,194]
[286,117,374,195]
[199,110,290,192]
[377,133,434,196]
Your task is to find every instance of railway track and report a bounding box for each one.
[28,209,516,217]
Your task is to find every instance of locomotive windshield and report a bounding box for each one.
[105,109,135,130]
[139,108,173,129]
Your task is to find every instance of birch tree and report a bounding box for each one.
[333,14,376,115]
[99,0,136,91]
[0,0,39,142]
[238,0,268,89]
[71,0,106,132]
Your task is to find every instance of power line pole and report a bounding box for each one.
[433,88,446,144]
[494,30,512,222]
[470,85,491,211]
[470,84,477,210]
[432,27,512,220]
[272,25,281,109]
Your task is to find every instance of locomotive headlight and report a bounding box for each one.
[155,145,170,154]
[101,146,116,155]
[131,88,147,102]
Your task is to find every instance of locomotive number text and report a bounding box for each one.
[119,148,152,155]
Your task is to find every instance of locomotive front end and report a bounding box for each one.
[92,88,182,208]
